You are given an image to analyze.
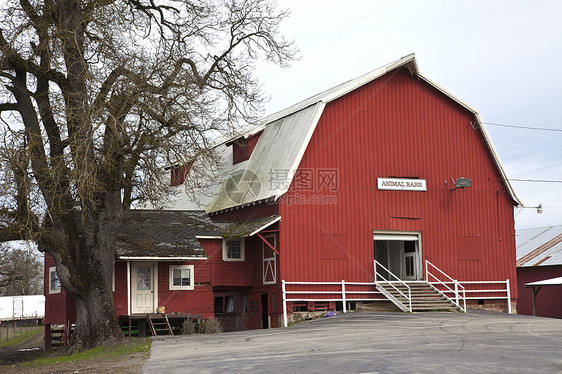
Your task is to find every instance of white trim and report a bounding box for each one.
[222,238,245,261]
[48,266,61,294]
[130,262,157,314]
[249,216,282,237]
[118,256,207,261]
[169,265,195,290]
[153,263,158,313]
[112,264,115,292]
[373,231,423,281]
[373,233,419,241]
[126,261,131,315]
[262,235,277,285]
[195,235,222,239]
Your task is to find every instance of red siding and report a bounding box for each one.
[156,261,214,318]
[44,254,76,325]
[279,68,517,297]
[517,266,562,318]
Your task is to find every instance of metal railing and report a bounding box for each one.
[425,260,466,312]
[282,280,385,327]
[432,280,512,314]
[374,260,412,312]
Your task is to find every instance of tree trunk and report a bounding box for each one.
[69,277,123,352]
[61,192,125,352]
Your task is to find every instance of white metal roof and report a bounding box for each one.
[185,53,521,213]
[206,103,324,213]
[516,225,562,267]
[525,276,562,287]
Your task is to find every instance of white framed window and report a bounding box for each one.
[49,266,61,294]
[222,238,245,261]
[169,265,194,290]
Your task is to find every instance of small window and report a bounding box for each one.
[214,296,235,314]
[222,239,245,261]
[49,266,61,294]
[169,265,194,290]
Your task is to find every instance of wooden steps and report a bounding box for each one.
[146,314,173,336]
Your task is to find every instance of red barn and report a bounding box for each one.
[45,54,522,344]
[516,225,562,318]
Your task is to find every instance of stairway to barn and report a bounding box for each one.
[375,281,462,312]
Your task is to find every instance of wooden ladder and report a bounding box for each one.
[146,314,173,336]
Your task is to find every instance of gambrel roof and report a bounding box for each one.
[204,54,522,213]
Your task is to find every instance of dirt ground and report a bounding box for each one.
[0,332,149,374]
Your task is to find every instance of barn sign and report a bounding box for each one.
[377,178,427,191]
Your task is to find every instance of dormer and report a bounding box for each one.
[227,132,262,165]
[168,162,193,187]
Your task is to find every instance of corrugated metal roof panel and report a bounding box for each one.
[516,225,562,267]
[206,103,324,213]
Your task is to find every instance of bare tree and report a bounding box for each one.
[0,0,295,351]
[0,243,43,296]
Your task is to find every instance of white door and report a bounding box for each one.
[402,252,416,280]
[132,262,155,314]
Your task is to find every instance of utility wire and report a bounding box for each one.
[506,178,562,183]
[484,122,562,132]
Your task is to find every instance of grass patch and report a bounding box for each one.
[24,337,151,367]
[0,326,43,349]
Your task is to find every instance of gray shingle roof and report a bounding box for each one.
[116,210,229,259]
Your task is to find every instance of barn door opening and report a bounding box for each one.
[261,293,269,329]
[374,232,421,281]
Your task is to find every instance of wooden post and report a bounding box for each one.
[45,324,51,350]
[531,286,541,316]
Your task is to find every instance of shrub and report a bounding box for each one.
[181,319,197,335]
[200,319,223,334]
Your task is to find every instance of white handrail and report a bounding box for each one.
[425,260,466,312]
[281,280,387,327]
[374,260,412,312]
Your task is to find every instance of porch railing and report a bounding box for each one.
[425,260,466,312]
[432,279,512,314]
[281,280,384,328]
[374,260,412,312]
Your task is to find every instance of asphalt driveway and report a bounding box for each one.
[143,311,562,373]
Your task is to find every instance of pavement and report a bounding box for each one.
[143,311,562,373]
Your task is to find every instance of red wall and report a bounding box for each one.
[156,261,214,318]
[45,255,216,322]
[44,254,75,325]
[278,68,517,297]
[517,266,562,318]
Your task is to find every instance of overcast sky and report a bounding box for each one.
[255,0,562,230]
